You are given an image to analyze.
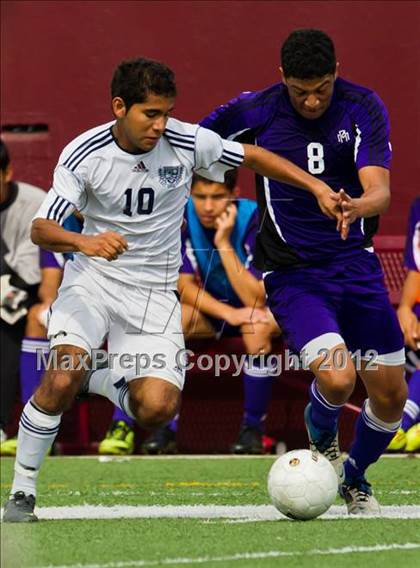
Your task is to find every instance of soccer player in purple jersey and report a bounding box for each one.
[388,197,420,452]
[201,29,407,514]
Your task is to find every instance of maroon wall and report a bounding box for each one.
[2,0,419,233]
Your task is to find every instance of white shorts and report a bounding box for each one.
[48,260,186,389]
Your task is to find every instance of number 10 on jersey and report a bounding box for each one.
[123,187,155,216]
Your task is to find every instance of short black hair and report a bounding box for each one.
[192,169,238,192]
[111,57,177,111]
[281,29,336,79]
[0,139,10,172]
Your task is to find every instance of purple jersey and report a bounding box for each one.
[201,78,391,270]
[40,249,64,270]
[404,197,420,272]
[181,205,261,306]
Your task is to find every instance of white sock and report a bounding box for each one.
[11,399,62,497]
[88,369,135,420]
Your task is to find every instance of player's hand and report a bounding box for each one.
[337,189,360,240]
[214,204,237,248]
[397,305,419,351]
[224,306,269,327]
[76,232,128,261]
[314,187,342,222]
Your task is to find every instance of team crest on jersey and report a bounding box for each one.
[158,166,184,188]
[337,129,350,143]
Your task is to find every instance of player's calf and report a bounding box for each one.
[303,345,357,485]
[368,382,407,423]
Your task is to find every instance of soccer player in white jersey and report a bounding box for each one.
[3,57,342,522]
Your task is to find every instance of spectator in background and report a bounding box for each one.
[388,197,420,452]
[0,212,83,456]
[1,139,48,441]
[142,171,280,455]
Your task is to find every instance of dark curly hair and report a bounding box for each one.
[192,169,238,191]
[111,57,177,110]
[281,29,336,79]
[0,139,10,172]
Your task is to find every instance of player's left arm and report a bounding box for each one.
[339,92,393,239]
[339,166,390,240]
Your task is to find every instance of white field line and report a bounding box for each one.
[35,543,420,568]
[1,453,418,460]
[2,504,419,521]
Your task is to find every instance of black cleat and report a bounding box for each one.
[2,491,38,523]
[142,425,177,455]
[231,425,263,454]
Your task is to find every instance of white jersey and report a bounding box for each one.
[34,118,244,288]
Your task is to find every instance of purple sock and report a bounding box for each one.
[20,337,49,403]
[344,399,401,480]
[309,379,343,432]
[167,414,179,432]
[401,370,420,431]
[112,406,135,427]
[242,356,274,432]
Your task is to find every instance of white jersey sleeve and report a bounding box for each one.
[33,126,102,224]
[34,165,88,224]
[194,126,244,182]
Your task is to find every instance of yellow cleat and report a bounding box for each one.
[0,437,17,456]
[98,420,135,455]
[387,428,406,451]
[405,423,420,453]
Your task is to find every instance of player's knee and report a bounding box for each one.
[130,387,179,428]
[37,370,81,412]
[242,323,272,354]
[25,304,47,337]
[318,371,356,403]
[135,399,178,428]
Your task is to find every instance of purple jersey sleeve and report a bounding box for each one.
[40,248,63,270]
[353,93,392,170]
[200,85,279,140]
[404,197,420,271]
[243,209,262,279]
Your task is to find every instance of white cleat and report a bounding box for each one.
[339,478,381,515]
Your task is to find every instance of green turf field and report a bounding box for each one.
[1,455,419,568]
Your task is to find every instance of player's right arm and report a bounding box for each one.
[31,218,127,261]
[31,156,127,261]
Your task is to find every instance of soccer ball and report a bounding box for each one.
[267,449,338,520]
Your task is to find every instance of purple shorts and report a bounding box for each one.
[264,250,404,360]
